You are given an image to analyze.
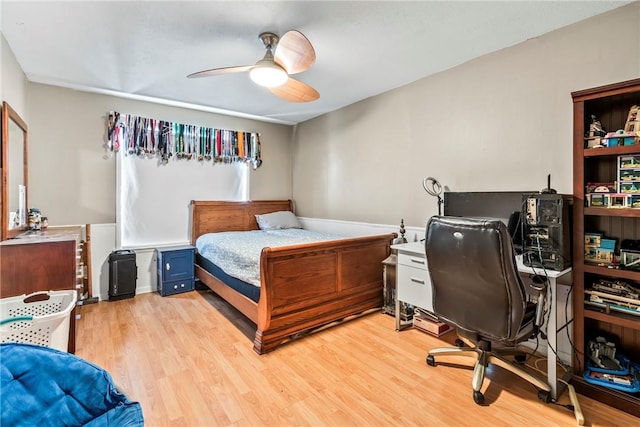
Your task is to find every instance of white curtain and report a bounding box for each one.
[116,153,248,248]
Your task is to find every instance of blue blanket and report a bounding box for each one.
[1,343,144,427]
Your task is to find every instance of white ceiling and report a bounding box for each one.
[1,1,633,125]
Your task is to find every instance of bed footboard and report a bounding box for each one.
[254,233,394,354]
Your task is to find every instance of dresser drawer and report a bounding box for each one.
[159,278,195,297]
[397,263,433,312]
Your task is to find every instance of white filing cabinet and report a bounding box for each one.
[392,242,433,330]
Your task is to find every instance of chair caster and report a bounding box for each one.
[455,339,465,347]
[537,389,551,403]
[426,355,436,366]
[473,390,485,405]
[514,354,526,364]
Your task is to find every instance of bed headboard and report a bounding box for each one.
[190,200,294,244]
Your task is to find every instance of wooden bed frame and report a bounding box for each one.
[190,200,396,354]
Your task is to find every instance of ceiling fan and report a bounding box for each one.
[187,30,319,103]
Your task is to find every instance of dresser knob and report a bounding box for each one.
[166,263,171,271]
[173,284,178,290]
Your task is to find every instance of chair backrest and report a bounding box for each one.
[425,216,527,342]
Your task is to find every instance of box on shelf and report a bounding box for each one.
[619,183,640,194]
[619,155,640,169]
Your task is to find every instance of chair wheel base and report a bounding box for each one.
[514,354,526,363]
[455,339,465,347]
[426,355,436,366]
[538,389,551,403]
[473,390,485,405]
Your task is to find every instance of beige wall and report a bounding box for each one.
[4,4,640,230]
[27,83,293,226]
[292,3,640,228]
[1,33,28,120]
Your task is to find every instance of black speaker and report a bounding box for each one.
[109,250,137,300]
[522,194,572,271]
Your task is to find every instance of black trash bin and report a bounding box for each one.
[108,250,137,301]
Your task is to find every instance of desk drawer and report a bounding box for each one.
[397,253,427,269]
[397,264,433,312]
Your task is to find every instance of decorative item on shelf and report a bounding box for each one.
[586,278,640,316]
[589,115,607,137]
[583,335,640,393]
[585,280,640,317]
[586,182,616,193]
[606,193,631,208]
[604,129,638,147]
[106,111,263,169]
[624,105,640,135]
[618,155,640,197]
[586,182,616,207]
[584,233,616,265]
[621,239,640,270]
[27,208,41,231]
[588,193,608,207]
[585,114,607,148]
[41,217,48,230]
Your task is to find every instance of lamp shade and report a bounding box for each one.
[249,61,288,87]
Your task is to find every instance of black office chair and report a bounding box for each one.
[424,216,551,405]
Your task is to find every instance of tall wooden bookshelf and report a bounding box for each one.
[571,78,640,417]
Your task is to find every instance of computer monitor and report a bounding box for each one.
[443,191,537,249]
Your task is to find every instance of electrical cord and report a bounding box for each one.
[517,231,575,376]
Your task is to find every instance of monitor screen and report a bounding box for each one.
[443,191,537,248]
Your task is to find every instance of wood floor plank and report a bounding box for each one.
[76,291,640,426]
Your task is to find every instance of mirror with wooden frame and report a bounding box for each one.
[1,101,28,240]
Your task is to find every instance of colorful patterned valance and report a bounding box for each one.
[106,111,262,168]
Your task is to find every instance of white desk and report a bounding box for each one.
[391,241,573,400]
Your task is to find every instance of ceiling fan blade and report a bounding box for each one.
[274,30,316,75]
[187,65,253,79]
[269,77,319,103]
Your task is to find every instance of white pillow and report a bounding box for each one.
[255,211,302,230]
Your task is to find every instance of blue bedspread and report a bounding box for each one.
[1,343,144,427]
[195,229,346,286]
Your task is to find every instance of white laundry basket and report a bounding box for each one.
[0,290,78,352]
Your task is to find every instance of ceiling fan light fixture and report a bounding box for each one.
[249,61,288,87]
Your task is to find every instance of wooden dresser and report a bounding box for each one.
[0,226,84,353]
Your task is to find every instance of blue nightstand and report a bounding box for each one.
[156,245,195,296]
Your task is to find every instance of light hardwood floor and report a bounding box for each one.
[76,291,638,426]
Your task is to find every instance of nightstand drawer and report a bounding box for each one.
[159,278,194,296]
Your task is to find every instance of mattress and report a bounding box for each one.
[195,229,346,295]
[196,252,261,302]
